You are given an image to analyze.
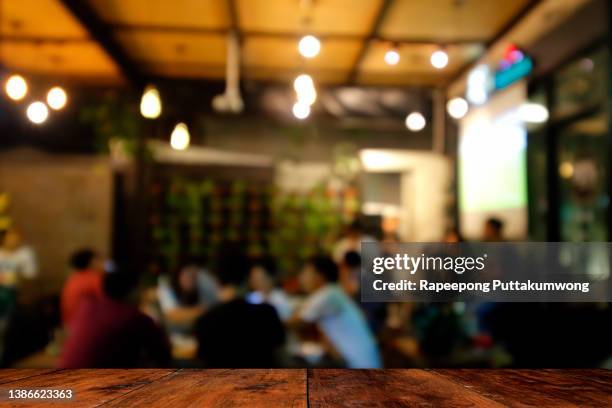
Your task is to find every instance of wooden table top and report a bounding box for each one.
[0,369,609,407]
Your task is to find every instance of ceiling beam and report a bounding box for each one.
[59,0,143,87]
[108,23,484,46]
[346,0,394,84]
[444,0,542,88]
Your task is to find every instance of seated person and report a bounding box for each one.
[195,246,285,368]
[292,255,382,368]
[60,249,104,327]
[59,271,170,368]
[157,259,219,329]
[247,257,294,321]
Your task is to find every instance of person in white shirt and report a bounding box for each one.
[0,228,38,288]
[247,257,294,321]
[157,261,219,330]
[293,255,382,368]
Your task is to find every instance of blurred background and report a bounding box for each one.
[0,0,610,369]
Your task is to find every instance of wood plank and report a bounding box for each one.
[103,369,307,408]
[308,369,506,407]
[0,369,59,385]
[434,369,612,407]
[547,368,612,387]
[0,369,175,407]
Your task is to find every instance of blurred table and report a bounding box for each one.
[0,368,609,406]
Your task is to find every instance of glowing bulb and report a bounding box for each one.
[5,74,28,101]
[405,112,426,131]
[446,97,469,119]
[47,86,67,110]
[292,101,310,120]
[170,123,190,150]
[430,50,449,69]
[517,103,549,123]
[559,162,574,179]
[26,101,49,124]
[294,74,316,105]
[140,85,162,119]
[384,49,400,66]
[293,74,314,93]
[298,35,321,58]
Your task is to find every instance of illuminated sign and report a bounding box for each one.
[494,44,533,90]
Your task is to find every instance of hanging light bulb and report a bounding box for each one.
[446,97,469,119]
[430,49,449,69]
[292,101,310,120]
[384,49,400,66]
[26,101,49,124]
[140,85,162,119]
[405,112,426,131]
[294,74,316,105]
[170,123,190,150]
[5,74,28,101]
[47,86,67,110]
[298,35,321,58]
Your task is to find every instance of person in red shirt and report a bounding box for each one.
[59,271,170,368]
[60,249,104,327]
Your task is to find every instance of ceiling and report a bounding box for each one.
[0,0,536,86]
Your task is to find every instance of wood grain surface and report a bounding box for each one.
[0,369,608,407]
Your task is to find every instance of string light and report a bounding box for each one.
[405,112,426,131]
[47,86,67,110]
[26,101,49,124]
[140,85,162,119]
[170,123,190,150]
[292,101,310,120]
[294,74,317,105]
[5,74,28,101]
[430,49,449,69]
[384,49,400,66]
[446,97,469,119]
[298,35,321,58]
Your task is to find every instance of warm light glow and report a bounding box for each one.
[170,123,190,150]
[47,86,67,110]
[294,74,317,105]
[5,74,28,101]
[430,50,449,69]
[298,35,321,58]
[517,103,549,123]
[446,97,469,119]
[559,161,574,179]
[292,101,310,120]
[26,101,49,124]
[384,49,400,66]
[140,85,162,119]
[405,112,426,131]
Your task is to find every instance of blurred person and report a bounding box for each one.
[483,217,504,241]
[0,228,38,364]
[195,246,285,367]
[292,255,382,368]
[333,220,378,263]
[339,250,360,298]
[60,249,104,327]
[247,257,293,321]
[59,271,170,368]
[157,259,219,329]
[0,227,38,301]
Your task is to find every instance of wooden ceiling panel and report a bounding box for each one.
[380,0,531,41]
[237,0,382,36]
[358,42,483,85]
[0,0,88,38]
[89,0,229,29]
[0,41,121,81]
[115,31,226,66]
